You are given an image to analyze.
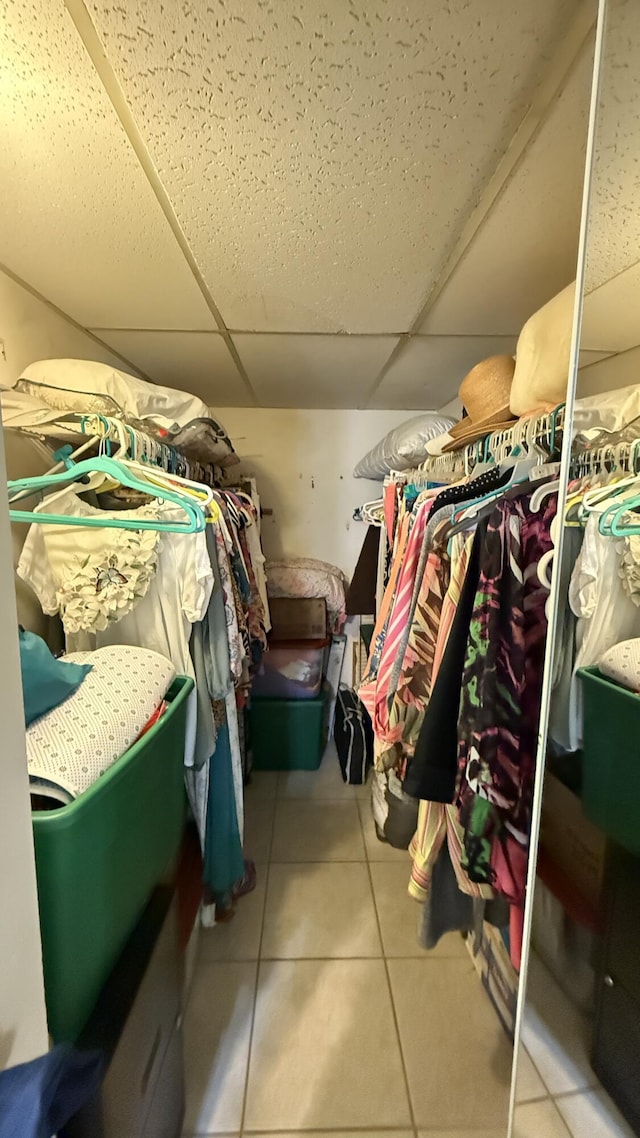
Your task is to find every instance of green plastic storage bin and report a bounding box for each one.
[31,675,193,1043]
[250,690,328,770]
[579,666,640,855]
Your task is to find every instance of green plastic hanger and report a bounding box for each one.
[8,456,205,533]
[600,492,640,537]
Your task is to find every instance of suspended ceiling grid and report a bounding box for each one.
[577,0,640,390]
[0,0,596,409]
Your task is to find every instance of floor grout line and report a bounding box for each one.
[519,1040,554,1102]
[241,1129,421,1135]
[552,1087,597,1101]
[238,782,277,1138]
[357,796,419,1138]
[203,953,456,963]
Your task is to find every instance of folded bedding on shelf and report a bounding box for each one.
[266,557,347,632]
[6,358,239,467]
[27,645,176,807]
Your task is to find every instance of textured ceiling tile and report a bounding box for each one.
[585,0,640,291]
[87,0,581,333]
[232,334,397,407]
[369,334,517,409]
[420,42,593,336]
[0,0,214,330]
[90,330,250,406]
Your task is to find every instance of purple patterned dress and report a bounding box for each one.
[455,492,557,914]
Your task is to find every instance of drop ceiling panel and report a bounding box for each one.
[585,0,640,292]
[91,331,250,406]
[87,0,581,334]
[369,335,517,410]
[232,334,397,408]
[420,44,592,336]
[0,0,214,330]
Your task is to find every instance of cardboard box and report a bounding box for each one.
[268,597,327,641]
[539,771,606,911]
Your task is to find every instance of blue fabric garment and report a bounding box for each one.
[204,708,244,899]
[19,629,92,726]
[0,1045,102,1138]
[202,527,232,701]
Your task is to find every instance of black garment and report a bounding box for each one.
[346,525,380,616]
[426,465,510,517]
[417,841,510,951]
[404,517,488,803]
[418,841,474,949]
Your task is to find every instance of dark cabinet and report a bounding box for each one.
[593,845,640,1136]
[63,887,185,1138]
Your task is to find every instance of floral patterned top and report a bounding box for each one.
[17,493,161,634]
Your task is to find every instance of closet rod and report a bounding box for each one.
[571,436,640,477]
[394,404,566,486]
[72,412,221,487]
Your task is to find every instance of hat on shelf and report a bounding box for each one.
[425,428,457,456]
[441,354,517,452]
[509,281,576,417]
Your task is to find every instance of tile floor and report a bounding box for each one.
[515,951,636,1138]
[182,746,634,1138]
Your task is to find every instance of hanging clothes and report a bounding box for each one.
[18,470,271,928]
[16,490,162,635]
[565,505,640,748]
[19,494,213,678]
[359,467,558,970]
[454,495,555,964]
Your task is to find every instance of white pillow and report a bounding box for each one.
[510,283,576,416]
[18,358,212,433]
[353,414,456,480]
[16,358,238,466]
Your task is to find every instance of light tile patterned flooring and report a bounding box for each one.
[516,951,636,1138]
[182,745,633,1138]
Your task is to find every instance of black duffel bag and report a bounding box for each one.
[333,685,373,785]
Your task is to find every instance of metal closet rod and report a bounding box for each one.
[392,404,566,485]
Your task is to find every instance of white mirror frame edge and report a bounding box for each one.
[506,0,610,1132]
[0,406,48,1068]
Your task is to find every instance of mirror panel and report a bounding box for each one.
[515,2,640,1136]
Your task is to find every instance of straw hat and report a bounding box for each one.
[442,355,517,452]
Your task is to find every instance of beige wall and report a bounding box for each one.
[0,268,125,389]
[214,406,421,686]
[214,406,413,580]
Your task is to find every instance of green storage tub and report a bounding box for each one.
[250,690,329,770]
[579,666,640,855]
[31,675,193,1043]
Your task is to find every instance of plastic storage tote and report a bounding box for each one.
[249,690,329,770]
[252,638,329,700]
[31,675,193,1043]
[579,666,640,855]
